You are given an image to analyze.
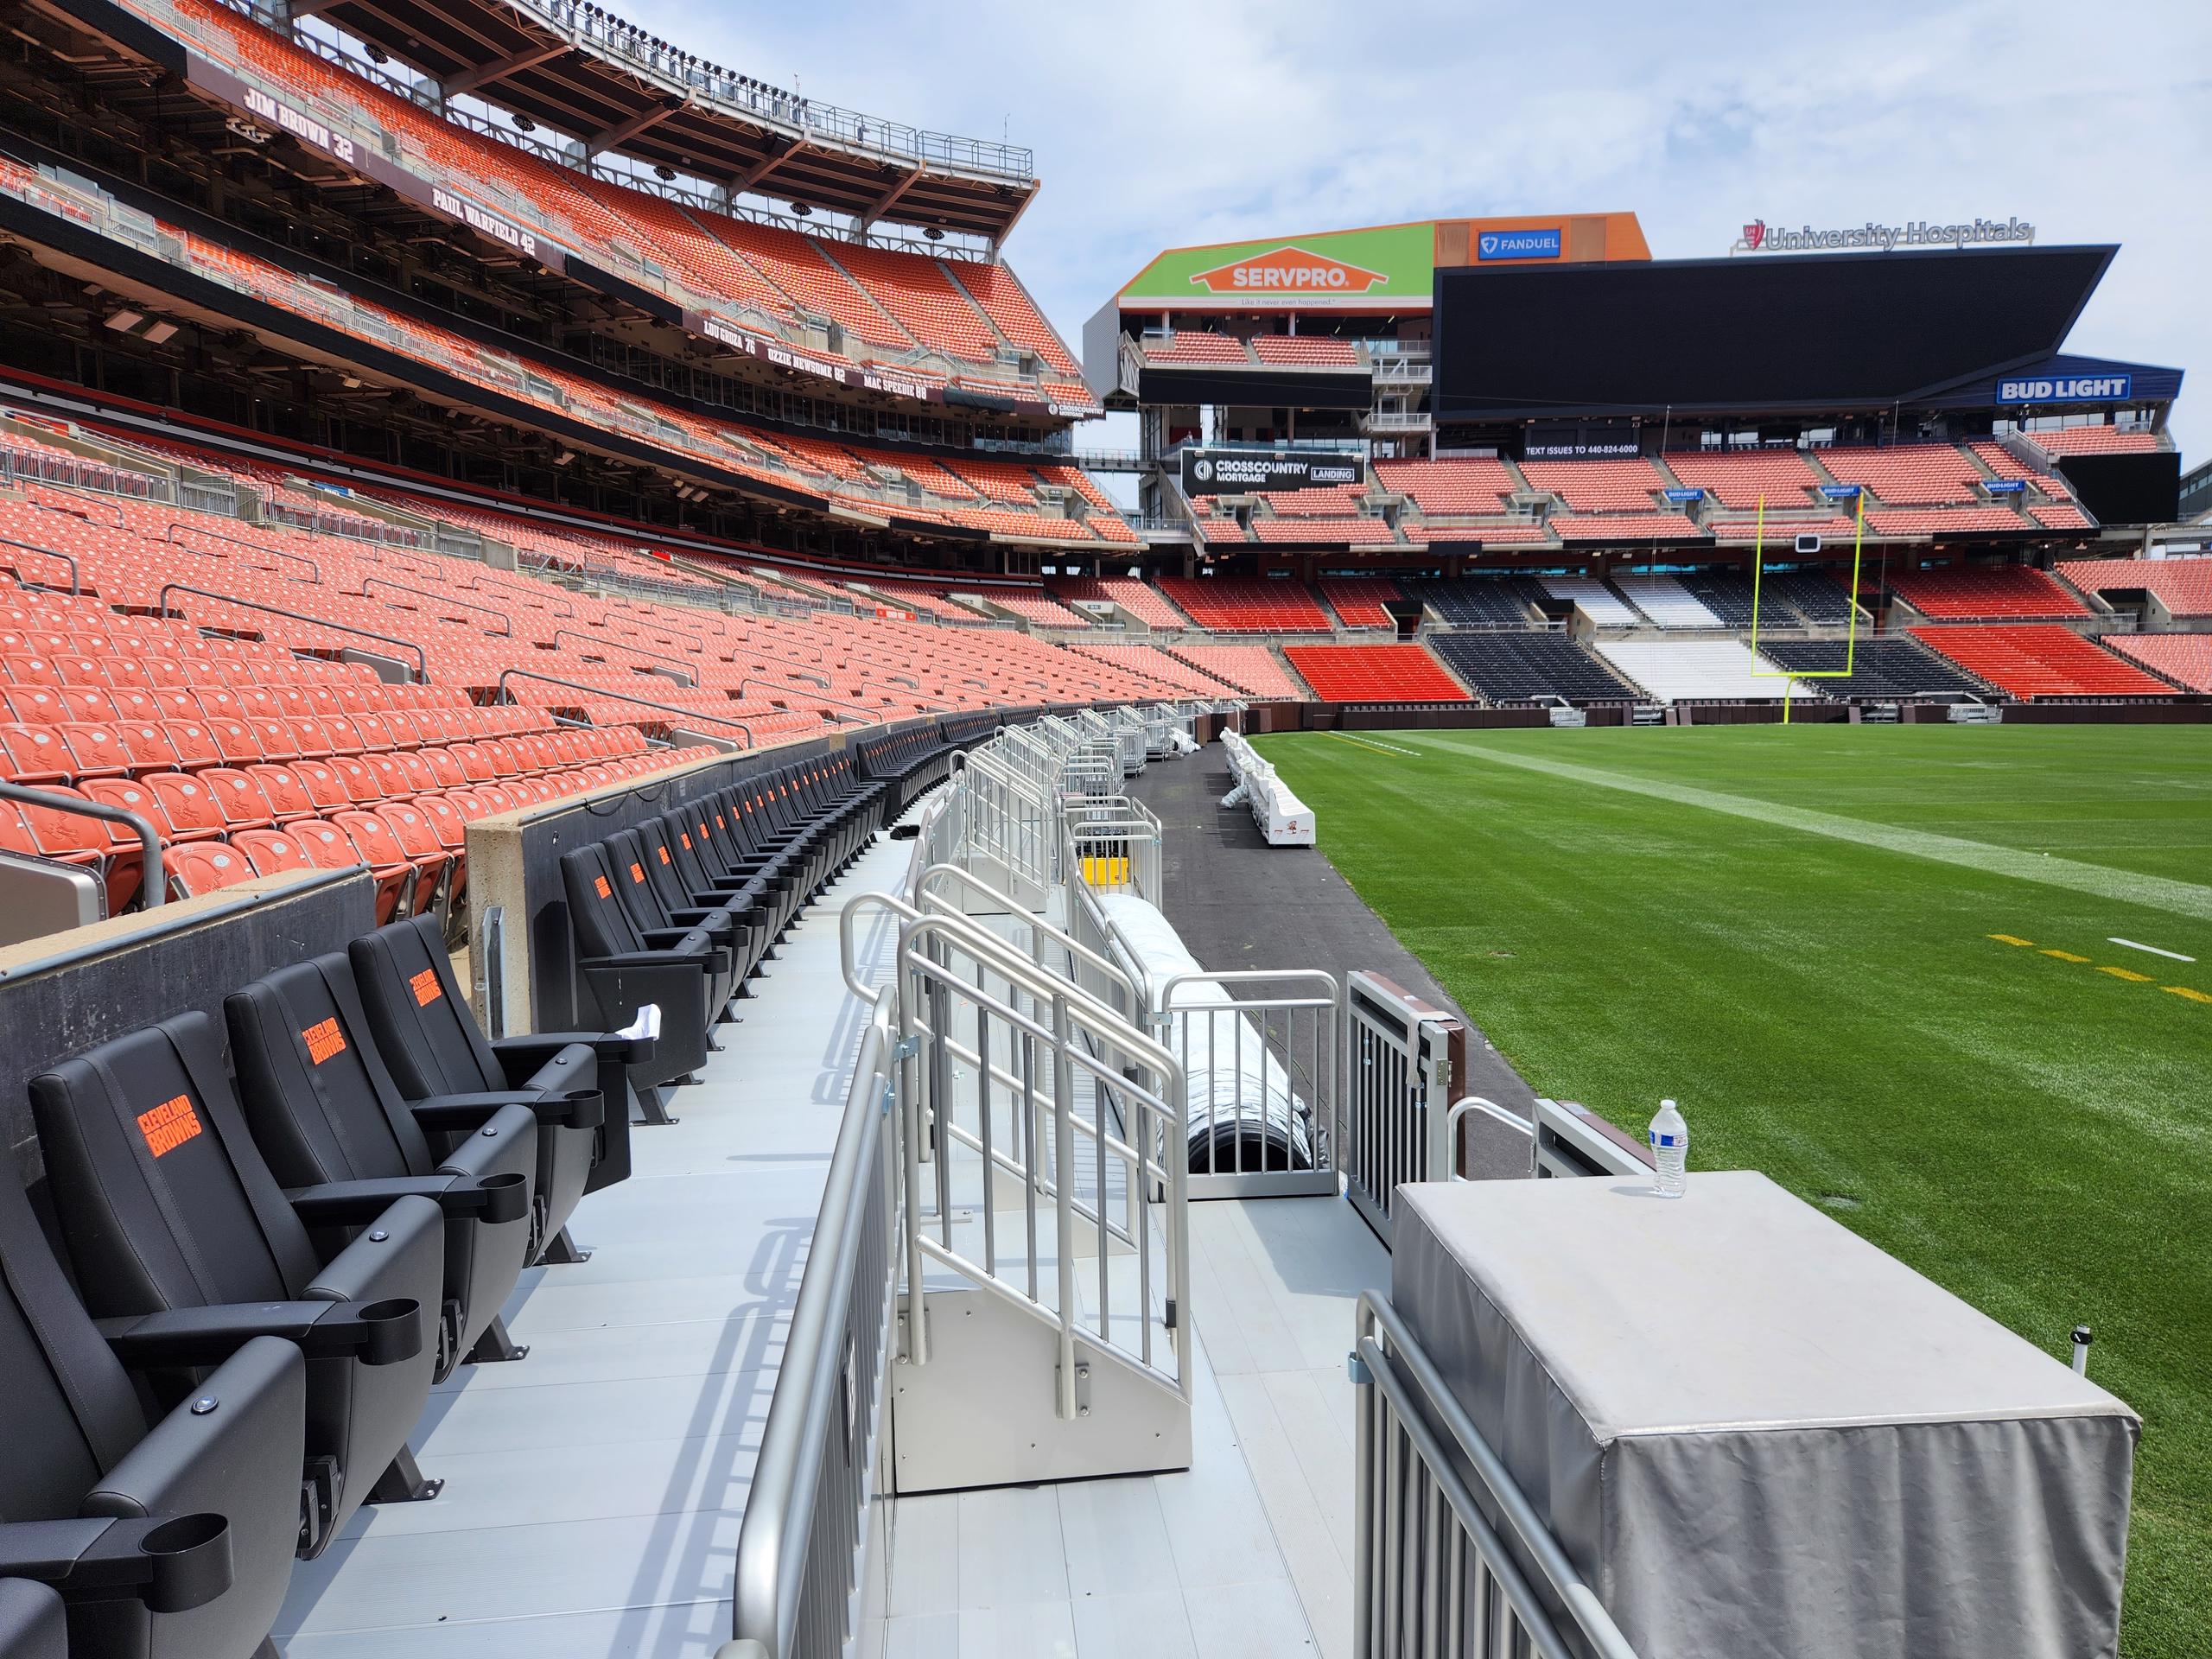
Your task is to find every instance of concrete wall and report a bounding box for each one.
[0,868,374,1186]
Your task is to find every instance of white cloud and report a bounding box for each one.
[626,0,2212,457]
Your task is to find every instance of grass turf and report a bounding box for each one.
[1255,722,2211,1657]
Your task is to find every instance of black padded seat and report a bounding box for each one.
[226,955,539,1376]
[30,1014,442,1557]
[0,1172,304,1657]
[560,840,720,1083]
[350,913,642,1206]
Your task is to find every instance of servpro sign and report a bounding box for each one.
[1120,223,1433,309]
[1187,246,1389,296]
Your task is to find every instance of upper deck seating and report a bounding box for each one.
[1663,448,1822,510]
[1374,458,1519,516]
[1249,335,1361,365]
[1519,458,1668,512]
[1046,575,1191,629]
[1818,445,1984,505]
[2026,426,2164,455]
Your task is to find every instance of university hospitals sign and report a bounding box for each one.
[1731,217,2036,254]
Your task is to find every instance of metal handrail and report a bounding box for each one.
[550,628,693,682]
[493,667,755,747]
[604,613,706,654]
[0,780,163,909]
[911,862,1137,1007]
[0,533,79,595]
[166,520,320,582]
[154,584,429,681]
[729,999,898,1659]
[1355,1291,1641,1659]
[362,576,512,636]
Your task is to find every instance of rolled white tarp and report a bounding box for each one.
[1096,891,1314,1173]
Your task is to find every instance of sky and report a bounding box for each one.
[620,0,2212,460]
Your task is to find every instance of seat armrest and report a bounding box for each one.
[413,1090,605,1133]
[288,1173,529,1226]
[639,925,706,948]
[0,1516,232,1614]
[97,1298,422,1367]
[497,1029,659,1069]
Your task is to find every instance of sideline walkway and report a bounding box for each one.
[273,832,914,1656]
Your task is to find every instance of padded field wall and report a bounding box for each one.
[0,868,375,1185]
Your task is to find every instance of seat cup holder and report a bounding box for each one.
[477,1171,529,1224]
[140,1512,233,1614]
[562,1089,606,1131]
[356,1297,422,1367]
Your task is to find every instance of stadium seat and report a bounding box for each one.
[349,912,632,1218]
[558,840,721,1081]
[29,1012,443,1558]
[0,1170,304,1659]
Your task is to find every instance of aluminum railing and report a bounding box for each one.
[1343,970,1465,1243]
[727,992,901,1659]
[1354,1291,1640,1659]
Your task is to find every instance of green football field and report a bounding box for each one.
[1253,722,2212,1657]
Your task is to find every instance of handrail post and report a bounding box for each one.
[362,575,512,636]
[155,582,429,682]
[493,666,757,748]
[0,780,163,908]
[0,532,80,596]
[1052,988,1079,1421]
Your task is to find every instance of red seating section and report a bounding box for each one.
[2057,557,2212,619]
[1046,576,1189,630]
[2102,634,2211,692]
[2029,427,2164,455]
[1375,459,1518,515]
[1819,446,1984,505]
[1249,336,1360,365]
[1906,626,2171,698]
[1319,578,1405,628]
[1519,458,1667,512]
[1154,578,1331,633]
[1889,566,2088,620]
[1166,645,1305,700]
[1281,645,1466,702]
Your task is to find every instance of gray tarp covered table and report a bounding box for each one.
[1391,1172,2138,1659]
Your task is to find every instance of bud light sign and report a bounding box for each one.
[1476,228,1561,262]
[1994,372,2132,404]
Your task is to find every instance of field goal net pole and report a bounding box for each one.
[1749,487,1867,724]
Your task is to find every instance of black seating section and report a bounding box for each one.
[855,726,958,816]
[29,1013,443,1559]
[1762,570,1859,624]
[349,912,642,1202]
[559,751,886,1089]
[12,908,661,1646]
[224,956,540,1379]
[1756,639,1984,698]
[1680,572,1763,628]
[1427,632,1643,702]
[1408,577,1550,628]
[0,1171,303,1658]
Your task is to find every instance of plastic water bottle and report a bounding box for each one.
[1649,1099,1688,1198]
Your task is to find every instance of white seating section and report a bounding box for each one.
[1596,639,1823,702]
[1612,575,1726,629]
[1220,728,1315,845]
[1540,575,1640,629]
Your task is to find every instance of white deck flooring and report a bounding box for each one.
[272,825,1389,1659]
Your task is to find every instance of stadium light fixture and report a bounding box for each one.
[142,321,179,345]
[102,308,143,333]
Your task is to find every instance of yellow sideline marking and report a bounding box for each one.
[1327,732,1419,757]
[1986,935,2208,1007]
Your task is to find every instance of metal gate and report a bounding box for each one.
[1343,970,1466,1242]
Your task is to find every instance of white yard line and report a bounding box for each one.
[2109,938,2196,963]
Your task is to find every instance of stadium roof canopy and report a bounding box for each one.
[283,0,1038,241]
